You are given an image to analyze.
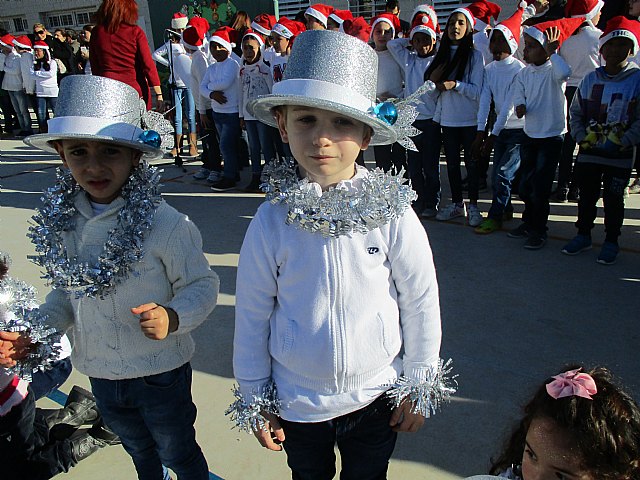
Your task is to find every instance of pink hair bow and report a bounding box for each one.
[546,368,598,400]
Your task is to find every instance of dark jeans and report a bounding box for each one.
[280,395,397,480]
[212,111,241,180]
[245,119,276,174]
[0,388,76,479]
[488,128,525,220]
[407,119,442,210]
[200,109,222,172]
[30,357,73,401]
[374,143,407,174]
[575,162,632,243]
[442,125,478,203]
[557,86,578,190]
[89,363,208,480]
[518,134,564,234]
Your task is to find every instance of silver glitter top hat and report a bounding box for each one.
[249,29,397,146]
[24,75,169,158]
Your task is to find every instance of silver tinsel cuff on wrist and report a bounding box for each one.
[225,381,281,433]
[385,358,457,418]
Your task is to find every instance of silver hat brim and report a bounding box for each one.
[248,95,398,147]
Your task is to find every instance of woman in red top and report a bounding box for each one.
[90,0,163,110]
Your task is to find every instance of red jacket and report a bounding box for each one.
[89,24,161,110]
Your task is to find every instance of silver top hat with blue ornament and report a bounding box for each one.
[24,75,172,158]
[248,29,398,146]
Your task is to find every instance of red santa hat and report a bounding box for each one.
[411,4,440,35]
[188,16,210,38]
[272,17,305,39]
[0,375,29,417]
[33,40,50,50]
[251,13,277,36]
[210,26,237,52]
[305,4,334,28]
[12,35,32,50]
[599,15,640,55]
[171,12,189,30]
[491,2,526,54]
[450,8,476,30]
[466,0,501,31]
[242,28,265,47]
[370,13,401,38]
[524,16,585,48]
[182,26,203,49]
[0,34,16,48]
[340,16,371,43]
[410,13,437,41]
[565,0,604,21]
[328,9,353,26]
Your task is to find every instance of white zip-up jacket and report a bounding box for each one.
[31,60,58,98]
[2,50,23,91]
[19,51,35,94]
[234,167,442,422]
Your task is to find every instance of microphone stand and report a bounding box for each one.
[165,31,185,171]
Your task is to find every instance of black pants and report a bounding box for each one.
[0,388,76,479]
[201,109,222,172]
[575,162,632,243]
[279,395,398,480]
[557,86,578,190]
[373,144,407,174]
[442,125,478,203]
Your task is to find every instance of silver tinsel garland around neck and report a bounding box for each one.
[0,274,62,381]
[261,158,417,238]
[27,163,163,299]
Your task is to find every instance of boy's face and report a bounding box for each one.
[210,42,230,62]
[1,45,11,55]
[372,22,394,50]
[242,38,260,63]
[275,106,372,189]
[305,15,325,30]
[270,33,289,53]
[411,32,435,57]
[601,37,634,69]
[327,18,340,31]
[489,29,511,60]
[55,140,142,204]
[523,33,548,65]
[630,0,640,18]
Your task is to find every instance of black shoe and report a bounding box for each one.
[478,178,488,192]
[524,233,547,250]
[69,429,107,463]
[568,187,580,202]
[243,175,263,193]
[553,187,569,203]
[507,223,530,239]
[211,177,237,192]
[89,420,121,446]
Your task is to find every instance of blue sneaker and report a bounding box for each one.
[597,242,619,265]
[561,234,592,255]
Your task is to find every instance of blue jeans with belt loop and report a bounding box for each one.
[487,128,525,220]
[89,363,208,480]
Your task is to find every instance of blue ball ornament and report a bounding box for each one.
[139,130,161,148]
[370,102,398,126]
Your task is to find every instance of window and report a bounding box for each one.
[0,20,10,32]
[46,13,74,29]
[12,17,28,32]
[75,11,92,25]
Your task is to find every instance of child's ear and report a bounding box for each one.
[361,127,373,151]
[52,141,68,167]
[274,107,289,143]
[132,150,143,167]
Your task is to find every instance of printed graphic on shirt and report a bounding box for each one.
[367,247,380,254]
[273,63,286,83]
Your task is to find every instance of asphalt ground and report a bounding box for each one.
[1,138,639,479]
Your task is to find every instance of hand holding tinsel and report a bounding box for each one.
[224,381,281,434]
[385,358,457,418]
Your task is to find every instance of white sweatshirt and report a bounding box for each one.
[474,30,493,66]
[2,50,23,91]
[199,55,240,114]
[432,48,485,127]
[31,60,59,98]
[477,55,526,135]
[172,50,193,92]
[387,38,438,120]
[234,166,442,422]
[560,24,602,88]
[18,51,35,94]
[190,49,213,114]
[239,60,271,120]
[375,49,404,100]
[153,41,187,88]
[511,53,571,138]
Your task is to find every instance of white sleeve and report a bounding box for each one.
[550,53,571,82]
[476,67,491,131]
[152,43,169,67]
[387,38,412,67]
[454,51,484,102]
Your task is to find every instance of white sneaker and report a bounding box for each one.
[436,203,466,221]
[467,205,483,227]
[193,168,210,180]
[206,171,222,183]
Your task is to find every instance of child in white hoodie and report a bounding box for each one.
[31,42,58,133]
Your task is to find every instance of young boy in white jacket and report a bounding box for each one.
[228,29,454,480]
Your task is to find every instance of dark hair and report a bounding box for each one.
[82,24,95,33]
[34,48,51,71]
[385,0,400,11]
[490,365,640,479]
[66,28,77,40]
[424,12,474,82]
[0,256,8,281]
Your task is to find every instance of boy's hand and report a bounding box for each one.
[0,331,34,367]
[199,113,212,129]
[210,91,227,104]
[532,0,549,14]
[544,27,560,55]
[471,131,485,159]
[390,400,426,433]
[516,104,526,118]
[132,304,179,340]
[253,411,285,451]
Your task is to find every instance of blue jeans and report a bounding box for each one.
[8,90,33,133]
[487,128,525,220]
[89,363,208,480]
[442,125,478,203]
[245,119,276,174]
[36,97,57,129]
[407,119,442,210]
[518,134,564,234]
[200,109,222,171]
[30,358,73,401]
[212,112,241,180]
[279,395,397,480]
[173,87,196,135]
